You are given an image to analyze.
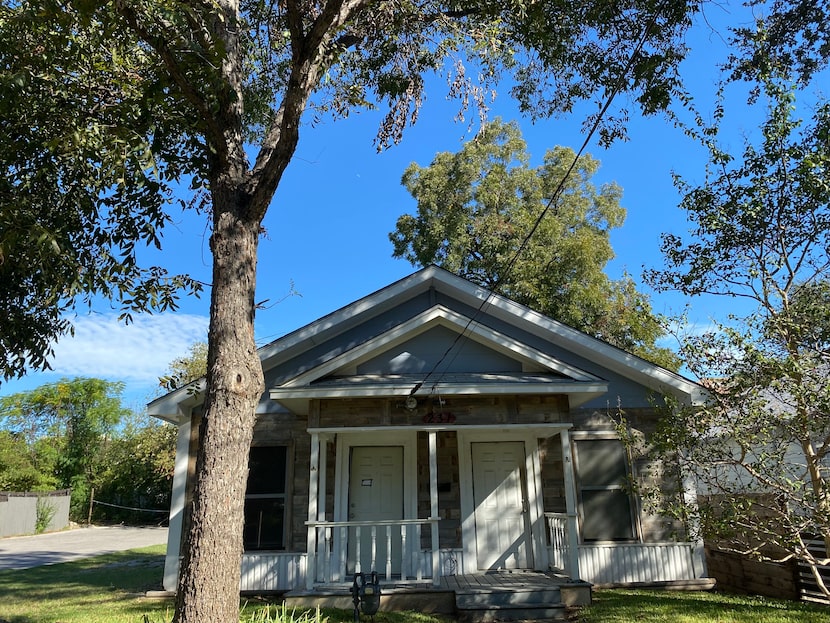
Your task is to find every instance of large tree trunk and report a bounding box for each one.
[174,187,264,623]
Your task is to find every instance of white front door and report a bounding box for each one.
[348,446,404,574]
[471,441,532,569]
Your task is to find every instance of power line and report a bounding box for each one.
[410,6,669,398]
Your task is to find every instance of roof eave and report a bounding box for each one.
[270,381,609,415]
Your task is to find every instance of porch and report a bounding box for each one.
[240,513,705,593]
[303,424,582,590]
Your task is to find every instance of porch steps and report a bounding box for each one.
[284,583,457,614]
[454,587,566,622]
[448,571,590,622]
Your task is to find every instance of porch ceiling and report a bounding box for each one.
[269,372,608,414]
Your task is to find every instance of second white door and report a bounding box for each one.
[471,441,532,569]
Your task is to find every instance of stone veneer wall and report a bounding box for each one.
[416,431,461,548]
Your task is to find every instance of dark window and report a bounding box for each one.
[575,439,635,541]
[244,446,287,551]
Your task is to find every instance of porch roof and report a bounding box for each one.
[269,372,608,414]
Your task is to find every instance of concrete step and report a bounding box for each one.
[455,586,561,608]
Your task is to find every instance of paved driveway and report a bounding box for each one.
[0,525,168,570]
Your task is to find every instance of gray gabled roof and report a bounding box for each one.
[148,265,706,423]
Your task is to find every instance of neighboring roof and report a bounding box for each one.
[148,265,707,424]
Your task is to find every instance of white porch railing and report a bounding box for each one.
[545,512,705,585]
[306,518,441,587]
[545,512,574,576]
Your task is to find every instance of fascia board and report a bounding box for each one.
[146,269,444,415]
[471,295,708,405]
[256,267,447,368]
[270,382,608,414]
[146,379,205,424]
[271,382,608,400]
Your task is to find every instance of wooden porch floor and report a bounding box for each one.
[284,570,592,622]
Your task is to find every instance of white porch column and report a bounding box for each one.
[428,431,440,586]
[163,414,192,592]
[306,432,320,589]
[560,429,581,580]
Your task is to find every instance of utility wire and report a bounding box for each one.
[410,6,668,398]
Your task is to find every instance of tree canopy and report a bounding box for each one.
[0,2,203,381]
[391,119,677,368]
[0,377,128,518]
[643,71,830,593]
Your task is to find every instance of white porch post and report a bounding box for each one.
[560,429,581,580]
[306,432,320,589]
[428,431,440,586]
[318,434,331,582]
[318,434,329,522]
[163,414,192,592]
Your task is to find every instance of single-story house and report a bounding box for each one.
[149,266,710,595]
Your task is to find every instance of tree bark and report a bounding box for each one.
[173,185,264,623]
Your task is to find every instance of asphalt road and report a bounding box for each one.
[0,525,168,570]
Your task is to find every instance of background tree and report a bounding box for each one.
[94,417,177,524]
[643,72,830,594]
[391,119,678,368]
[158,342,209,393]
[0,378,128,519]
[0,430,56,492]
[0,1,715,621]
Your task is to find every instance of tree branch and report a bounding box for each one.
[246,0,373,218]
[116,1,227,161]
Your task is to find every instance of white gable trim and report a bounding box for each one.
[277,305,603,389]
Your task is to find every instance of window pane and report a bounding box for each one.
[247,446,287,495]
[243,498,285,550]
[577,440,627,486]
[581,490,634,541]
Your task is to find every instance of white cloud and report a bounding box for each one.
[49,312,209,385]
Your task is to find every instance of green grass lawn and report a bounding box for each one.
[581,588,830,623]
[2,545,829,623]
[0,546,448,623]
[0,544,174,623]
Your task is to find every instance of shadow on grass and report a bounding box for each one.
[0,546,171,623]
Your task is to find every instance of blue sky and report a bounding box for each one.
[0,3,803,408]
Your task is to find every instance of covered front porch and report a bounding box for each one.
[301,422,581,590]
